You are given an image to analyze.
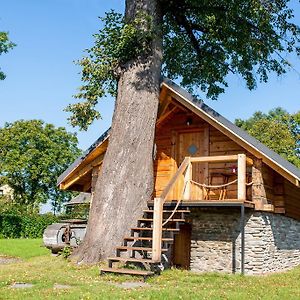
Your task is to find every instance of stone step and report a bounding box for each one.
[100,267,154,277]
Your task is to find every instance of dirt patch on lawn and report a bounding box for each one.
[0,256,22,265]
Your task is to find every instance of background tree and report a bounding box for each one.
[66,0,300,263]
[236,107,300,167]
[0,31,15,80]
[0,120,81,213]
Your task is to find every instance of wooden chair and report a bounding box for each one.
[205,172,236,200]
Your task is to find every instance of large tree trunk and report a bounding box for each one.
[73,0,163,263]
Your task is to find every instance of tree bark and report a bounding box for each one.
[73,0,163,263]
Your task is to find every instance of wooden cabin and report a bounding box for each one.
[58,78,300,275]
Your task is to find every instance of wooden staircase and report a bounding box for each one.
[100,207,190,279]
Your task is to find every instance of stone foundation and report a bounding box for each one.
[190,208,300,275]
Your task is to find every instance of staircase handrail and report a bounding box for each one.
[162,180,188,227]
[159,157,191,201]
[152,157,190,262]
[151,153,250,263]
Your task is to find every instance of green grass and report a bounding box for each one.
[0,239,48,259]
[1,239,300,299]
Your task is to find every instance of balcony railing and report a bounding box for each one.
[151,154,253,262]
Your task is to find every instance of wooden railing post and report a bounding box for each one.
[152,197,163,262]
[237,154,246,200]
[183,159,192,200]
[252,158,268,210]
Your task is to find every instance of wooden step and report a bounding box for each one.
[144,209,190,213]
[108,257,154,264]
[116,246,168,252]
[100,267,154,277]
[138,218,185,222]
[131,227,180,232]
[124,236,173,242]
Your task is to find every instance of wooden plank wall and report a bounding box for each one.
[61,96,300,220]
[154,111,195,199]
[153,110,253,200]
[153,105,300,214]
[284,180,300,219]
[207,126,247,200]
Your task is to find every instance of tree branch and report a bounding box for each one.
[171,12,235,74]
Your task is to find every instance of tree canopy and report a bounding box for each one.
[0,120,81,213]
[235,107,300,167]
[67,0,300,130]
[0,31,15,80]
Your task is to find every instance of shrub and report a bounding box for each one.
[0,212,58,238]
[60,246,72,259]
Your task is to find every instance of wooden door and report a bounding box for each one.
[175,130,207,200]
[172,223,192,269]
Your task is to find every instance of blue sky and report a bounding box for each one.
[0,0,300,151]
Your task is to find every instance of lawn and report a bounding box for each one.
[1,239,300,299]
[0,239,48,259]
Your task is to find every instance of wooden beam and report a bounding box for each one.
[252,158,268,210]
[203,125,209,184]
[159,85,169,103]
[157,96,171,119]
[82,180,91,192]
[237,154,246,200]
[260,204,274,212]
[190,155,238,163]
[183,162,192,200]
[60,153,105,190]
[152,197,163,262]
[160,157,190,200]
[171,100,189,112]
[246,157,253,166]
[59,138,109,186]
[156,106,177,127]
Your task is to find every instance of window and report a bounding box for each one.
[188,144,198,155]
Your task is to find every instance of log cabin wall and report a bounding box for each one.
[256,164,300,217]
[153,104,300,211]
[153,108,252,200]
[59,98,300,219]
[207,127,249,200]
[262,164,275,202]
[284,180,300,219]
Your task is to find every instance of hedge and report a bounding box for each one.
[0,213,58,238]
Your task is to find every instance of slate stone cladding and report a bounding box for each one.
[190,208,300,274]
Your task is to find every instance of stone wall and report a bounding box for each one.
[190,208,300,275]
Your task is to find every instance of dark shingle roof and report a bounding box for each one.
[57,128,110,185]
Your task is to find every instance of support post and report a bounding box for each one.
[252,158,268,210]
[183,161,192,200]
[240,205,245,275]
[152,197,163,262]
[237,154,246,201]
